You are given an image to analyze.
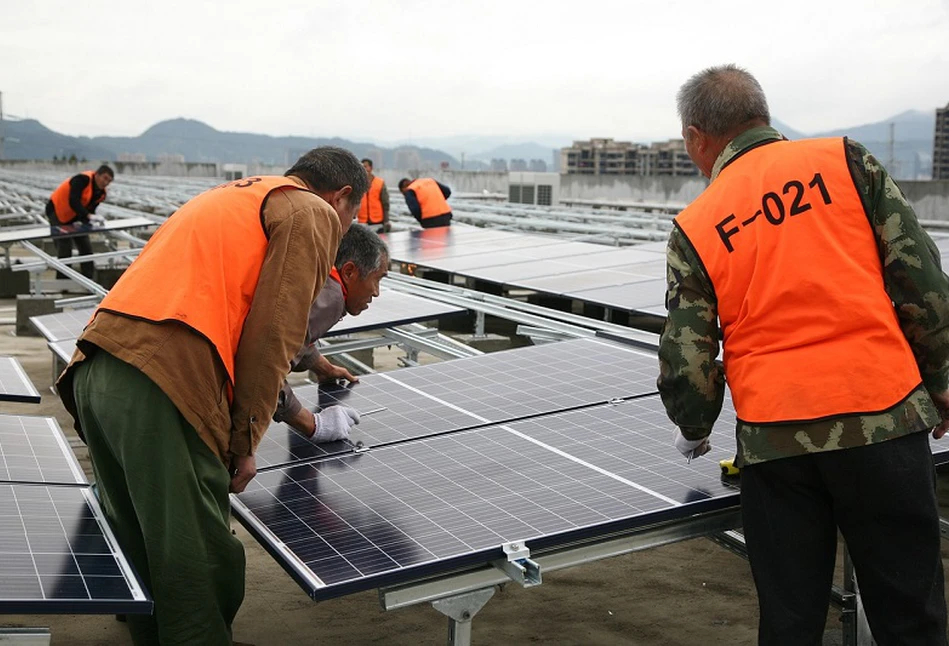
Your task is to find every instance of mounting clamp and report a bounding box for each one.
[492,542,542,587]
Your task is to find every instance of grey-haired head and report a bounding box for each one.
[676,64,770,138]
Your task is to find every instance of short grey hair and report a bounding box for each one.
[285,146,369,205]
[334,224,389,276]
[677,64,770,137]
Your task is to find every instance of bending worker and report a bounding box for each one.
[398,176,452,228]
[275,223,389,440]
[659,64,949,645]
[46,164,114,278]
[56,147,369,646]
[358,158,391,233]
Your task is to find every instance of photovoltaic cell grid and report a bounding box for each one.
[0,415,87,485]
[388,338,660,422]
[253,338,665,470]
[324,290,465,337]
[232,393,740,600]
[254,377,484,470]
[0,356,42,403]
[0,484,151,613]
[30,307,95,342]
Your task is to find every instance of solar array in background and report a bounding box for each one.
[383,226,668,315]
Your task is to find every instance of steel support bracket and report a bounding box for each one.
[431,587,496,646]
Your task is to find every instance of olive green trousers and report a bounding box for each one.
[72,350,245,645]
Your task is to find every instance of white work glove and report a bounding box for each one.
[312,405,360,443]
[674,429,711,461]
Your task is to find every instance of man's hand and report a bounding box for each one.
[931,390,949,439]
[229,454,257,493]
[674,429,711,461]
[313,405,361,443]
[313,355,359,384]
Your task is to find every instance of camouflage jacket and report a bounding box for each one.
[658,126,949,466]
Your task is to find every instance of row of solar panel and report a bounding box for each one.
[381,225,669,315]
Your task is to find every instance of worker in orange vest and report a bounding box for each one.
[660,64,949,644]
[398,177,452,228]
[56,147,369,646]
[45,165,114,278]
[357,158,390,233]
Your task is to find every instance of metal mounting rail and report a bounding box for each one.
[383,272,660,348]
[19,241,108,298]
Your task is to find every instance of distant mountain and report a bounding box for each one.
[1,119,115,161]
[771,118,807,141]
[811,110,935,179]
[2,111,938,179]
[383,134,575,160]
[2,117,459,169]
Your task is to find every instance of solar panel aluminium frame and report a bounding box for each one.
[0,484,152,614]
[0,356,42,403]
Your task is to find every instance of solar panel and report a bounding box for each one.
[254,338,662,470]
[0,414,87,486]
[0,356,42,403]
[232,395,738,600]
[388,338,661,421]
[0,483,152,614]
[254,378,484,470]
[324,290,465,337]
[0,217,154,244]
[30,308,95,342]
[565,279,668,312]
[49,340,76,365]
[510,269,654,295]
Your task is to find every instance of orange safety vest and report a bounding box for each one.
[358,176,385,225]
[49,171,106,223]
[408,178,450,220]
[675,137,922,425]
[93,176,312,386]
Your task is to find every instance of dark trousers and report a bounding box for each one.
[72,350,245,645]
[55,234,94,278]
[741,431,948,646]
[45,201,94,278]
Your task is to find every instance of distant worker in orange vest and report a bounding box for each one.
[45,164,114,278]
[660,64,949,644]
[398,176,452,228]
[357,158,391,233]
[56,147,369,646]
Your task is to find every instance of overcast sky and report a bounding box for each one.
[2,0,947,145]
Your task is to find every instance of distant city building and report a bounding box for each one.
[934,102,949,180]
[641,139,700,177]
[157,153,186,163]
[394,149,421,171]
[490,158,508,172]
[509,158,528,172]
[364,147,384,170]
[118,152,148,162]
[528,158,548,172]
[560,137,698,176]
[550,149,560,172]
